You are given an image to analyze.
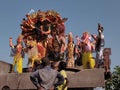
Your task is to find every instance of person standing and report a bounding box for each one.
[30,57,64,90]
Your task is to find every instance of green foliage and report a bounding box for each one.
[105,66,120,90]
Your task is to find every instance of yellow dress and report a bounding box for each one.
[86,52,95,69]
[13,53,23,73]
[57,70,67,90]
[82,52,87,69]
[82,52,95,69]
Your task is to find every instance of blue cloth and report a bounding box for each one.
[10,48,25,58]
[10,48,16,57]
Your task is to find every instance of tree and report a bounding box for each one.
[105,66,120,90]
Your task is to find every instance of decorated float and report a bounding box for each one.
[0,9,108,90]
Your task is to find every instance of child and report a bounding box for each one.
[57,61,68,90]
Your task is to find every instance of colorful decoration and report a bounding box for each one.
[20,9,67,43]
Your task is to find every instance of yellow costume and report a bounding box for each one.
[9,35,24,73]
[82,52,95,69]
[81,32,95,69]
[57,70,67,90]
[13,53,23,73]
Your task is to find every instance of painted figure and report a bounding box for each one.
[9,35,25,73]
[67,32,75,68]
[95,23,105,68]
[25,36,39,69]
[103,48,111,73]
[81,32,95,69]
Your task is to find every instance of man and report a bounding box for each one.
[30,57,64,90]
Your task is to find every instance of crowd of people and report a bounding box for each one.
[8,9,110,89]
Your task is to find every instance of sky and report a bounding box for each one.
[0,0,120,72]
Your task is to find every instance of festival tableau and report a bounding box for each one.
[9,9,111,74]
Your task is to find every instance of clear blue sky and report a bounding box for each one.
[0,0,120,71]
